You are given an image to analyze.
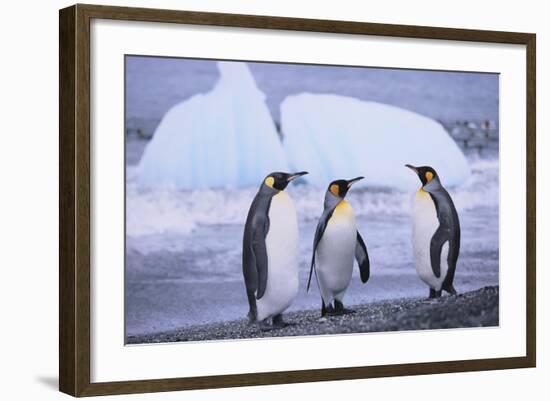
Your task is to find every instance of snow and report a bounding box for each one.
[137,62,288,189]
[281,93,470,190]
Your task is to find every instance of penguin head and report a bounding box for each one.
[263,171,308,191]
[327,176,364,198]
[405,164,440,187]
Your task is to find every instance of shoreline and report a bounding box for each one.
[127,286,498,344]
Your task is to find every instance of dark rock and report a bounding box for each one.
[127,286,499,344]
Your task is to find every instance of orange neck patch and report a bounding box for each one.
[264,176,274,188]
[417,187,429,195]
[330,184,339,196]
[333,200,353,218]
[425,171,433,182]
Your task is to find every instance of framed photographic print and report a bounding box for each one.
[59,4,536,397]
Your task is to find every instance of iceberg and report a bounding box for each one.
[137,62,289,189]
[281,93,470,190]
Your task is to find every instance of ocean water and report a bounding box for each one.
[126,158,497,246]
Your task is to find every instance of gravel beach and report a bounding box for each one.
[127,286,498,344]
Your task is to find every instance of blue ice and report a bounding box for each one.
[137,62,289,189]
[281,93,470,190]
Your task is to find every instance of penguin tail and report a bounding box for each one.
[306,263,315,293]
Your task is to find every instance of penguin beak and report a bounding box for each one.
[347,176,364,187]
[287,171,308,182]
[405,164,419,174]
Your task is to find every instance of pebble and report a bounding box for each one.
[127,286,499,344]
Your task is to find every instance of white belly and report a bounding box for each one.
[256,191,299,321]
[412,190,449,291]
[315,201,357,304]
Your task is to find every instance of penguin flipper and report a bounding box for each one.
[307,209,335,292]
[355,231,370,283]
[430,226,449,278]
[252,217,270,300]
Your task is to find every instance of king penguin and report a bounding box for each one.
[307,177,370,316]
[242,171,308,330]
[405,164,460,298]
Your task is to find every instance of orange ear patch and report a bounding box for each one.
[425,171,433,182]
[264,176,275,188]
[330,184,340,196]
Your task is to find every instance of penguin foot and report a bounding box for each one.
[258,318,273,331]
[443,284,458,296]
[272,314,292,329]
[330,308,356,315]
[429,289,442,299]
[322,303,335,317]
[334,300,355,315]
